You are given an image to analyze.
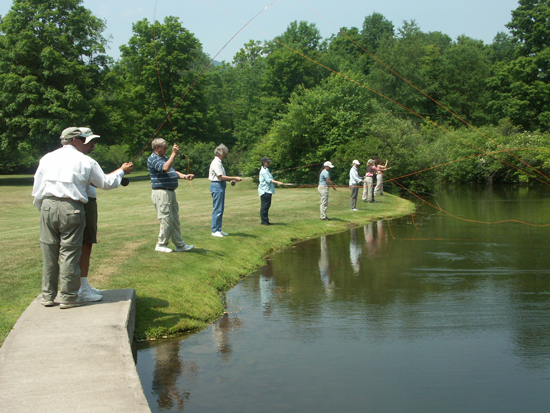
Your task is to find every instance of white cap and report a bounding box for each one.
[324,161,334,168]
[352,159,360,165]
[78,127,100,144]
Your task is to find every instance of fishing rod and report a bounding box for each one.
[122,0,281,187]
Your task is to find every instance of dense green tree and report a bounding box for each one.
[262,21,329,102]
[424,36,492,126]
[243,72,433,189]
[488,0,550,131]
[366,20,437,118]
[361,12,394,55]
[114,17,210,153]
[0,0,108,172]
[489,32,517,62]
[326,27,370,73]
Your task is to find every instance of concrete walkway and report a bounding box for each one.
[0,290,150,413]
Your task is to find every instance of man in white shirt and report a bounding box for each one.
[349,160,362,211]
[32,127,132,309]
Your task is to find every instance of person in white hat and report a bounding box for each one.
[318,161,336,220]
[32,127,132,309]
[75,128,133,302]
[349,160,363,211]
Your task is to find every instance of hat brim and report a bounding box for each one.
[83,135,100,144]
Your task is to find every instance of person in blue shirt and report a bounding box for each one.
[318,161,336,220]
[148,138,195,253]
[258,157,284,225]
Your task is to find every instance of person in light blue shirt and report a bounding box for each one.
[318,161,336,220]
[349,159,363,210]
[258,157,284,225]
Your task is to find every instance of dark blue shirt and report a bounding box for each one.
[147,152,178,189]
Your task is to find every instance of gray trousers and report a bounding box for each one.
[318,186,329,219]
[40,197,85,303]
[350,186,359,209]
[152,189,185,248]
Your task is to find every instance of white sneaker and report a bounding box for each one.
[220,231,229,236]
[78,284,103,302]
[155,244,172,253]
[351,208,359,211]
[212,231,224,238]
[89,285,103,295]
[175,244,194,252]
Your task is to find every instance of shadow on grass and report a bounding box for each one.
[136,296,170,309]
[135,296,207,339]
[187,248,223,257]
[226,233,258,238]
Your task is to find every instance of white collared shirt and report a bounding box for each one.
[209,156,226,181]
[349,165,362,186]
[32,145,124,209]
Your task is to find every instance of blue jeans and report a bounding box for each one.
[210,181,226,233]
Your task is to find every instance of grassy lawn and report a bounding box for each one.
[0,173,414,343]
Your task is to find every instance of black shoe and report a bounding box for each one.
[261,222,271,225]
[321,217,330,221]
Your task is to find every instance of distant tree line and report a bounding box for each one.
[1,0,550,190]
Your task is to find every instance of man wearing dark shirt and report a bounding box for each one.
[147,138,195,253]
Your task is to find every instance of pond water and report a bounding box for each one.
[136,185,550,412]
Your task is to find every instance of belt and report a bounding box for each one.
[44,196,81,202]
[153,187,175,191]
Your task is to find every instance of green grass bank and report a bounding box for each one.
[0,174,414,343]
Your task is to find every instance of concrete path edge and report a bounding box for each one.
[0,289,151,413]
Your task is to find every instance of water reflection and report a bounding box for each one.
[150,340,197,411]
[319,236,334,295]
[137,185,550,413]
[212,313,242,361]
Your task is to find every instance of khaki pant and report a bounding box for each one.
[362,176,374,202]
[374,173,383,195]
[40,197,85,303]
[318,186,329,219]
[152,189,185,248]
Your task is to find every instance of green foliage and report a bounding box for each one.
[0,0,109,171]
[89,143,142,172]
[113,17,210,154]
[183,141,215,178]
[488,0,550,131]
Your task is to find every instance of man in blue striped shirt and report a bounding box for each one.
[148,138,195,253]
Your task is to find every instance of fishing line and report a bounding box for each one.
[297,0,550,184]
[183,2,550,228]
[196,3,549,188]
[152,0,193,190]
[130,0,282,164]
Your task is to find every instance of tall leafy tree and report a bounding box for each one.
[261,21,329,102]
[0,0,108,172]
[361,12,394,55]
[114,17,209,153]
[488,0,550,131]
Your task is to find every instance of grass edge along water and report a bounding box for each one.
[0,176,414,343]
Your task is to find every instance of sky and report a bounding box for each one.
[0,0,520,62]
